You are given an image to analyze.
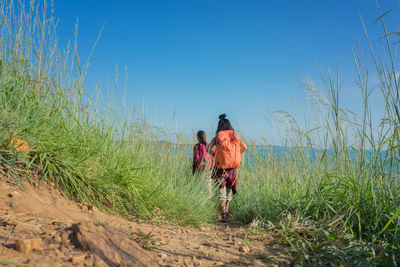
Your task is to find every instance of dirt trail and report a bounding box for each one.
[0,178,290,266]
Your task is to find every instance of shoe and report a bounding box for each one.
[221,210,229,223]
[220,212,228,222]
[224,209,229,222]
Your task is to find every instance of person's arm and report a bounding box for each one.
[193,145,199,175]
[206,137,216,156]
[240,140,247,153]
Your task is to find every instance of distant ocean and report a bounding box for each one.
[241,146,398,172]
[183,144,394,170]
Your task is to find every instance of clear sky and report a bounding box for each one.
[52,0,400,144]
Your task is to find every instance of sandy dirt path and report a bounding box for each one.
[0,178,291,266]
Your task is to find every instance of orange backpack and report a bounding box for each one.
[215,130,242,169]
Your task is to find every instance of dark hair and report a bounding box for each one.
[197,130,207,146]
[216,114,234,134]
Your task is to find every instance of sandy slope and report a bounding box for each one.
[0,178,290,266]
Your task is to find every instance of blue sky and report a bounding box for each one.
[53,0,399,144]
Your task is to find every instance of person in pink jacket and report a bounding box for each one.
[192,130,215,175]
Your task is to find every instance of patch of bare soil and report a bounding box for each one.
[0,178,291,266]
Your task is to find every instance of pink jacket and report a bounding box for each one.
[193,143,215,174]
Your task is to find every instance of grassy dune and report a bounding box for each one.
[0,0,399,265]
[0,0,215,224]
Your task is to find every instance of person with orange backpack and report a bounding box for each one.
[206,114,247,222]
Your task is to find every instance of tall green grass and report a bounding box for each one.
[231,6,400,265]
[0,0,215,225]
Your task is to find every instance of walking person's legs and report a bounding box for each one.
[224,188,232,219]
[219,186,232,222]
[219,186,228,222]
